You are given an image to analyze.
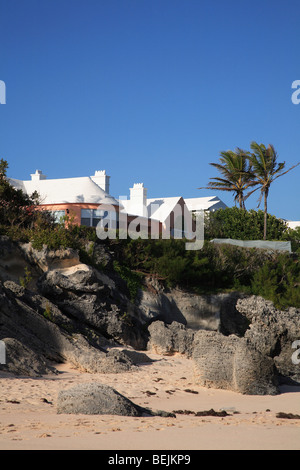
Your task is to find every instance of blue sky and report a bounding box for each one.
[1,0,300,220]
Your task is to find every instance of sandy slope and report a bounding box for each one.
[0,352,300,450]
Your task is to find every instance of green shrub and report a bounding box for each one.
[113,260,143,301]
[205,207,289,241]
[19,266,32,288]
[251,255,300,309]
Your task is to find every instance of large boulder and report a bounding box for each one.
[236,296,300,383]
[57,383,143,416]
[192,330,278,395]
[57,382,175,417]
[147,321,195,357]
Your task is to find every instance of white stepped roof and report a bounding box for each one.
[183,196,227,211]
[147,197,183,223]
[9,176,119,206]
[120,195,226,222]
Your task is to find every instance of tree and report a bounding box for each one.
[200,148,258,209]
[0,158,8,178]
[248,142,300,240]
[0,158,50,228]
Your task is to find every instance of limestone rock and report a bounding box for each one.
[148,321,194,357]
[192,330,278,395]
[236,296,300,382]
[136,287,247,334]
[20,242,80,273]
[57,383,143,416]
[57,382,175,417]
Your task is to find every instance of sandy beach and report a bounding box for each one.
[0,351,300,451]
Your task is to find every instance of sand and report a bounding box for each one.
[0,351,300,450]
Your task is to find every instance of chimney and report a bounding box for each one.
[129,183,147,217]
[30,170,46,181]
[91,170,110,193]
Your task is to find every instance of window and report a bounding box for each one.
[50,210,66,223]
[81,209,118,228]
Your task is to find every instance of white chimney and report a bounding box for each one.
[91,170,110,193]
[129,183,148,217]
[30,170,46,181]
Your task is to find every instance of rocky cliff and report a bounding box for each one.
[0,236,299,395]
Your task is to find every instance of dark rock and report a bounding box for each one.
[0,280,136,375]
[136,288,246,333]
[194,409,229,417]
[108,348,153,365]
[37,267,148,351]
[276,412,300,419]
[0,337,56,376]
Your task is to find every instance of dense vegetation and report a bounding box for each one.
[111,237,300,309]
[204,207,300,252]
[0,159,299,309]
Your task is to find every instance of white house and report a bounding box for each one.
[120,183,226,220]
[9,170,120,226]
[9,170,227,233]
[286,221,300,230]
[119,182,227,237]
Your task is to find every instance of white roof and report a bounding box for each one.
[120,197,184,223]
[286,220,300,230]
[184,196,227,211]
[120,196,211,223]
[120,195,227,222]
[9,176,119,206]
[147,197,183,223]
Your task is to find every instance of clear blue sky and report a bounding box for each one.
[1,0,300,220]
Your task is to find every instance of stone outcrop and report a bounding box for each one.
[37,266,147,351]
[147,321,195,357]
[20,241,81,273]
[192,330,278,395]
[135,286,247,334]
[57,382,175,417]
[147,320,278,394]
[0,277,149,376]
[147,293,300,395]
[1,236,299,396]
[236,296,300,383]
[2,337,56,377]
[0,237,150,376]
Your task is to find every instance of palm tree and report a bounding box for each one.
[248,141,300,240]
[200,148,258,209]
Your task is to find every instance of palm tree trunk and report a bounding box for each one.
[239,193,243,210]
[263,191,267,240]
